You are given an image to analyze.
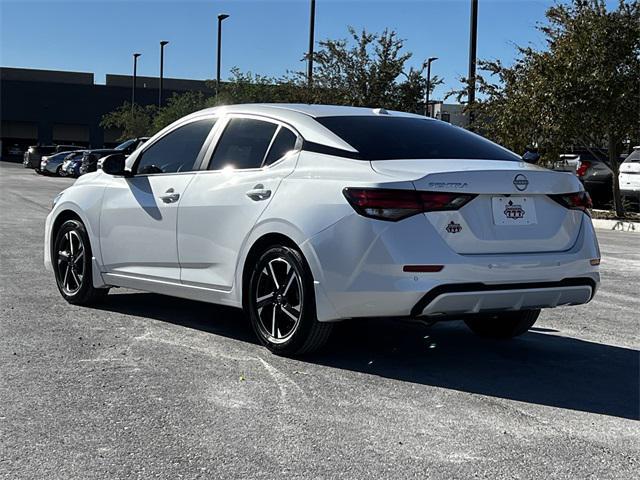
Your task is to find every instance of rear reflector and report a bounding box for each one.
[343,188,476,221]
[549,191,592,214]
[403,265,444,273]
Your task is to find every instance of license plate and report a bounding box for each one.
[492,196,537,225]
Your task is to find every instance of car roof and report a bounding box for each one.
[204,103,427,119]
[177,103,431,153]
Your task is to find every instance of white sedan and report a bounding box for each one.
[45,104,600,355]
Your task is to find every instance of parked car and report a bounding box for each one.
[41,150,85,176]
[61,154,83,178]
[45,104,600,355]
[553,148,612,207]
[619,146,640,212]
[77,138,149,176]
[23,145,78,170]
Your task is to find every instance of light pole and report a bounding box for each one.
[424,57,438,117]
[216,13,229,95]
[307,0,316,88]
[132,53,141,113]
[468,0,478,127]
[159,41,169,108]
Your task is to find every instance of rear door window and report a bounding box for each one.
[208,118,278,170]
[263,127,298,166]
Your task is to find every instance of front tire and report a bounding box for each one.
[464,309,540,339]
[53,219,108,305]
[247,245,332,356]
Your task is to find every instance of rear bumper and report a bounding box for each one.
[411,278,595,317]
[621,189,640,201]
[306,212,601,321]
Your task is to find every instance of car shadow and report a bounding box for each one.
[96,292,639,421]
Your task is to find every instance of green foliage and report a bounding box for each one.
[100,102,156,140]
[449,0,640,214]
[152,91,214,132]
[305,27,442,112]
[217,68,308,105]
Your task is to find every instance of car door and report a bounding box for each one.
[177,115,301,290]
[99,116,217,284]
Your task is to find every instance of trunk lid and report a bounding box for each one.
[371,159,585,254]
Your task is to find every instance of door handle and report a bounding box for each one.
[159,188,180,203]
[246,184,272,201]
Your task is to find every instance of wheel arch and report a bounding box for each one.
[50,209,84,260]
[241,232,302,310]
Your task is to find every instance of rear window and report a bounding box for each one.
[624,150,640,163]
[314,116,520,161]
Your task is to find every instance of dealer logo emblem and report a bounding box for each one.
[504,200,525,220]
[513,174,529,191]
[446,221,462,234]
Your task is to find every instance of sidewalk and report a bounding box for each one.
[591,218,639,233]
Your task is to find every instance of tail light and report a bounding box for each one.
[343,188,476,221]
[549,191,592,214]
[576,160,591,177]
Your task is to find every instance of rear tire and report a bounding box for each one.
[53,219,109,305]
[464,309,540,339]
[247,245,332,356]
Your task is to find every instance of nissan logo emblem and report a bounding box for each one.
[513,174,529,191]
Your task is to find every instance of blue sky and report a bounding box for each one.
[0,0,610,100]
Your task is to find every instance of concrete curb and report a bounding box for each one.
[591,218,639,233]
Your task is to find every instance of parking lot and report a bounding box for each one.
[0,161,638,479]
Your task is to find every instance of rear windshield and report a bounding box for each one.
[315,116,520,161]
[624,150,640,163]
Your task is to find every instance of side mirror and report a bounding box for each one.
[522,150,541,165]
[99,153,130,176]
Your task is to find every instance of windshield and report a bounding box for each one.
[314,116,520,161]
[115,139,136,151]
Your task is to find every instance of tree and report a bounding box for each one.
[450,0,640,215]
[100,102,156,140]
[218,68,307,105]
[152,91,214,132]
[305,27,442,112]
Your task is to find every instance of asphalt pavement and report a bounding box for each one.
[1,161,638,479]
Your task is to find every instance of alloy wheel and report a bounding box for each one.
[254,257,303,344]
[56,230,85,295]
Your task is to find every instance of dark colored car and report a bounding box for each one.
[553,148,613,207]
[77,138,149,176]
[23,145,78,170]
[62,154,84,178]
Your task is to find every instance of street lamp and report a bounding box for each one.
[424,56,438,117]
[468,0,479,127]
[216,13,230,95]
[159,41,169,108]
[307,0,316,88]
[132,53,141,112]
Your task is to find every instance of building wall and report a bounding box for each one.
[431,102,469,128]
[0,67,213,161]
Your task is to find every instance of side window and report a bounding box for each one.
[263,127,298,166]
[208,118,277,170]
[136,118,216,174]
